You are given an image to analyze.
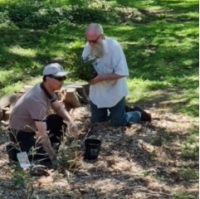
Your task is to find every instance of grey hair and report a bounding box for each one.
[86,23,104,35]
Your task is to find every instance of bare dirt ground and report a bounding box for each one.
[0,104,199,199]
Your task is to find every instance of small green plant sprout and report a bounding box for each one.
[57,129,83,174]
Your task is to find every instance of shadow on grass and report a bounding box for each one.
[114,0,198,13]
[0,20,198,77]
[0,0,198,117]
[127,87,198,118]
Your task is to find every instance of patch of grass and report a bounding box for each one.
[151,131,172,146]
[181,126,199,161]
[0,0,197,118]
[126,78,172,104]
[173,192,199,199]
[11,167,31,188]
[0,0,198,120]
[178,167,199,181]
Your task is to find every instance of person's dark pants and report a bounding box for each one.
[90,97,141,127]
[7,114,67,163]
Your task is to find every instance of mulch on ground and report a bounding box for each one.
[0,105,198,199]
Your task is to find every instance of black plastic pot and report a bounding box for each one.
[84,138,101,160]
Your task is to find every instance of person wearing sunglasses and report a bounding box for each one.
[82,23,151,127]
[7,63,78,166]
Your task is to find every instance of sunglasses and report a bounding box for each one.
[87,34,101,44]
[48,75,66,82]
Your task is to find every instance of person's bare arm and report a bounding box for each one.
[51,100,78,133]
[35,121,56,161]
[90,73,126,85]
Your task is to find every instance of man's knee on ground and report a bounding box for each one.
[110,116,127,127]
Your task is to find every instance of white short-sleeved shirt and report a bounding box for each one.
[82,37,129,108]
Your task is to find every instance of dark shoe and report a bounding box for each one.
[30,165,49,176]
[126,105,152,122]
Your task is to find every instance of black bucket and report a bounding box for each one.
[84,139,101,160]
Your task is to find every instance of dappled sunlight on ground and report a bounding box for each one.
[0,105,198,198]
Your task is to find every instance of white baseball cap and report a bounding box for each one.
[43,63,68,77]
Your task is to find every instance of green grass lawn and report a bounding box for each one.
[0,0,198,197]
[0,0,198,118]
